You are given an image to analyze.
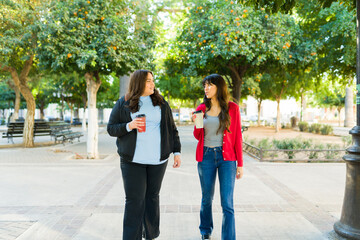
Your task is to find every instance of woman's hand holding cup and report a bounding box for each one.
[129,118,145,131]
[192,110,204,128]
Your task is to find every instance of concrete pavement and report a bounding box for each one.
[0,125,349,239]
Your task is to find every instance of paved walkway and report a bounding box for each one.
[0,125,349,240]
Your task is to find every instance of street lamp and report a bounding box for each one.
[333,0,360,239]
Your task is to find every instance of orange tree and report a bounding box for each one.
[174,0,317,102]
[0,0,42,147]
[37,0,154,158]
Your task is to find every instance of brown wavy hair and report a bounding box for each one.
[126,70,164,113]
[202,74,231,134]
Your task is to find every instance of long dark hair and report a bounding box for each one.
[202,74,231,134]
[126,70,163,113]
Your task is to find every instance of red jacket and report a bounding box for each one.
[193,102,243,167]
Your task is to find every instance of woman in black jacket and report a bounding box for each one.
[107,69,181,240]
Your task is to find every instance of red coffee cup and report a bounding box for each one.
[136,114,146,132]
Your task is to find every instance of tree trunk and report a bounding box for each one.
[2,56,35,147]
[167,92,171,106]
[338,107,342,127]
[344,86,354,127]
[60,93,64,120]
[228,65,247,103]
[300,93,307,122]
[39,101,45,119]
[23,89,36,147]
[82,95,87,132]
[68,102,73,124]
[276,97,281,132]
[7,79,20,121]
[85,72,101,159]
[257,99,262,126]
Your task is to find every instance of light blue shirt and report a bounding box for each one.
[127,96,164,165]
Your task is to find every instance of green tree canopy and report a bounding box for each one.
[173,0,317,101]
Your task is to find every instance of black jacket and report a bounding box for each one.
[107,96,181,162]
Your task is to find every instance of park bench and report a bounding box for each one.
[2,120,52,144]
[49,122,83,145]
[242,126,249,133]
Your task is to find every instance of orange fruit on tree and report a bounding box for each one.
[230,1,234,4]
[242,14,246,18]
[203,40,206,43]
[226,21,230,25]
[113,46,117,50]
[286,42,291,48]
[101,17,105,21]
[289,55,292,58]
[275,32,278,35]
[224,33,227,36]
[74,12,77,16]
[230,10,234,13]
[237,22,240,26]
[67,53,72,58]
[85,11,88,14]
[283,45,286,49]
[198,34,201,38]
[265,15,268,19]
[243,9,248,13]
[281,34,284,36]
[210,16,213,19]
[87,0,90,3]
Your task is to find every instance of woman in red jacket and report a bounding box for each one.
[193,74,243,240]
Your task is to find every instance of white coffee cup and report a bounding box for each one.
[193,110,204,128]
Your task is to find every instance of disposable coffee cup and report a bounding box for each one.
[136,114,146,132]
[193,110,204,128]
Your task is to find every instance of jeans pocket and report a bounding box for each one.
[203,147,210,156]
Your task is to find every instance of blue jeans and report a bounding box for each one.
[198,146,237,240]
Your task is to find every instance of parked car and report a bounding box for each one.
[64,116,82,125]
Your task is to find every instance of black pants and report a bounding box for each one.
[120,159,168,240]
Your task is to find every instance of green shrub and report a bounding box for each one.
[309,123,322,134]
[298,121,309,132]
[258,138,273,149]
[309,144,324,159]
[325,143,340,159]
[342,135,352,148]
[320,125,333,135]
[272,139,304,159]
[248,139,256,146]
